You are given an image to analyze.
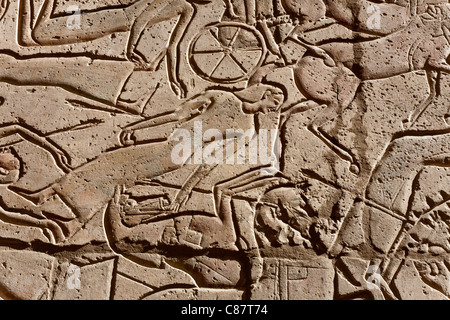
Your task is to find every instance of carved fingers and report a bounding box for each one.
[170,79,187,99]
[0,0,8,21]
[54,149,72,173]
[424,5,444,20]
[167,192,189,213]
[127,51,152,71]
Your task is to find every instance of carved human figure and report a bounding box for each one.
[0,125,72,243]
[245,2,443,175]
[0,84,295,244]
[288,4,450,173]
[104,179,316,291]
[331,131,450,299]
[365,133,450,271]
[248,0,413,63]
[367,132,450,216]
[17,0,213,98]
[280,0,413,37]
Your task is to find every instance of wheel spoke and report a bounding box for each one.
[210,54,247,80]
[208,28,227,48]
[229,52,248,74]
[233,47,263,53]
[227,27,241,48]
[208,53,227,77]
[190,24,266,83]
[192,49,226,55]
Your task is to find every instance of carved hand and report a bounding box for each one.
[0,0,9,21]
[119,128,136,146]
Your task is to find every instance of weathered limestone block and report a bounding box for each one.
[0,0,449,300]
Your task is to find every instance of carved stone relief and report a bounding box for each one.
[0,0,449,300]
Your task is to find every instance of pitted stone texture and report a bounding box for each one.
[0,0,449,300]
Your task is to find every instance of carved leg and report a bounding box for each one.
[308,104,360,174]
[213,169,264,216]
[124,0,194,97]
[213,170,288,249]
[0,124,71,172]
[403,70,438,129]
[31,0,132,45]
[0,199,65,243]
[17,0,37,46]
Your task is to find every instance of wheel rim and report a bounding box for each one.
[189,22,267,84]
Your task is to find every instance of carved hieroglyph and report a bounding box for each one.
[0,0,449,300]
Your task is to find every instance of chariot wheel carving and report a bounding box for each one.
[189,22,267,84]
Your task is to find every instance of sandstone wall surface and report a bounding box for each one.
[0,0,449,300]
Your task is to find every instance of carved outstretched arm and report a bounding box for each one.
[133,94,212,130]
[213,168,288,217]
[280,100,321,124]
[120,93,214,145]
[0,124,71,172]
[288,34,336,67]
[168,164,217,213]
[125,114,179,133]
[0,202,65,244]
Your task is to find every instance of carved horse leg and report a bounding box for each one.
[403,70,439,129]
[293,55,362,174]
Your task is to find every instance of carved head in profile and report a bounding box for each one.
[235,83,286,114]
[0,148,20,184]
[254,182,314,247]
[419,4,450,38]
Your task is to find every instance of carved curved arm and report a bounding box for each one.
[173,94,213,123]
[0,203,64,244]
[0,124,72,172]
[168,164,216,213]
[119,93,214,146]
[281,101,320,117]
[288,34,336,67]
[124,93,213,132]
